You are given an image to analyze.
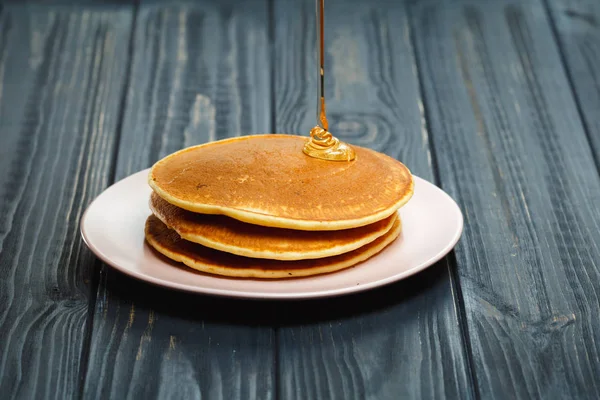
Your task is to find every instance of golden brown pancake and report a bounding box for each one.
[150,192,397,260]
[148,134,413,230]
[145,214,402,279]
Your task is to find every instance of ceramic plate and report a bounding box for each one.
[81,169,463,299]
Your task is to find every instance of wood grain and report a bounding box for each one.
[114,0,271,181]
[410,0,600,398]
[274,0,472,398]
[546,0,600,167]
[0,5,133,399]
[81,2,275,399]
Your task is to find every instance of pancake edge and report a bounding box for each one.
[150,194,398,259]
[145,215,403,279]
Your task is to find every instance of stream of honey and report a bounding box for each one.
[303,0,356,162]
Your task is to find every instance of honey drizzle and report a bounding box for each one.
[303,0,356,162]
[317,0,328,132]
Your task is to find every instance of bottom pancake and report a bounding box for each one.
[145,214,402,279]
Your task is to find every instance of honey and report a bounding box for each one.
[303,0,356,162]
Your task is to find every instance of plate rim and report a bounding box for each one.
[80,169,463,300]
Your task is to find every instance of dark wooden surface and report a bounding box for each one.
[82,2,275,399]
[547,0,600,166]
[411,0,600,398]
[274,0,471,398]
[0,5,133,399]
[1,0,600,399]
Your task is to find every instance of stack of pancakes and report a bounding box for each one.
[145,134,414,279]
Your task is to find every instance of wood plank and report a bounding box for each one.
[82,2,275,399]
[546,0,600,167]
[274,0,473,398]
[113,0,271,181]
[410,0,600,398]
[0,4,133,399]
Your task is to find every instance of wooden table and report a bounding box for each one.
[1,0,599,398]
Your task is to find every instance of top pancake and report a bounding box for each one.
[149,134,413,230]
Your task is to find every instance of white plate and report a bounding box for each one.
[81,169,463,299]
